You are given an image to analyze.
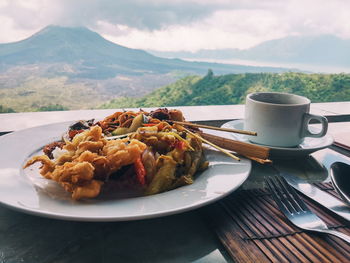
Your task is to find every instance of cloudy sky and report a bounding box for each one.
[1,0,350,51]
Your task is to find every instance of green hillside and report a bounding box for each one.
[100,71,350,108]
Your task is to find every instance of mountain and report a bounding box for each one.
[148,35,350,69]
[239,35,350,66]
[0,25,297,113]
[100,71,350,109]
[0,26,146,63]
[0,25,292,79]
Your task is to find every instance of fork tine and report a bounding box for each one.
[278,175,309,212]
[274,176,304,213]
[266,176,295,214]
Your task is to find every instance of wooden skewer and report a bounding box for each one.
[183,127,241,161]
[199,132,270,160]
[169,120,257,136]
[244,156,272,164]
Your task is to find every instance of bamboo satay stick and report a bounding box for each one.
[183,128,241,161]
[200,132,270,160]
[169,120,257,136]
[245,156,272,164]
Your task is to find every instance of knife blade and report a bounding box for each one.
[282,172,350,222]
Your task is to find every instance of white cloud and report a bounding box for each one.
[100,9,290,51]
[88,0,350,51]
[0,0,63,42]
[285,0,350,37]
[0,16,35,43]
[1,0,350,51]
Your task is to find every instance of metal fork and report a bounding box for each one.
[266,175,350,244]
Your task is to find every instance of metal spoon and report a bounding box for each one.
[330,162,350,205]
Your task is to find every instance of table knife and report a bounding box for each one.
[282,172,350,222]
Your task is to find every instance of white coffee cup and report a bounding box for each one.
[244,92,328,147]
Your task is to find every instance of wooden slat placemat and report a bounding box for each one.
[201,183,350,263]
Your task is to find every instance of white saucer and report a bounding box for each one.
[221,120,334,158]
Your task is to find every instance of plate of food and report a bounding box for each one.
[0,109,251,221]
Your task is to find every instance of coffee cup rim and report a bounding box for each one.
[247,92,310,106]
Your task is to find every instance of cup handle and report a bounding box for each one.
[302,113,328,138]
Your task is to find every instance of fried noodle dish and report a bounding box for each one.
[24,109,208,200]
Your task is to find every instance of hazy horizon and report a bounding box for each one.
[179,57,350,74]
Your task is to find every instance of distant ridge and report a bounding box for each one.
[148,35,350,68]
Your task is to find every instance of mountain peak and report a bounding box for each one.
[36,25,92,34]
[31,25,103,43]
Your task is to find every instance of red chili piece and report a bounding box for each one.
[134,157,146,186]
[174,140,186,150]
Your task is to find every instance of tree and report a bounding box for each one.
[0,105,15,113]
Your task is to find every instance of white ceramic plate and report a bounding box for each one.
[0,122,251,222]
[221,120,334,158]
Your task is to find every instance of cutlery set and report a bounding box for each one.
[266,175,350,244]
[200,115,350,245]
[281,170,350,222]
[266,162,350,244]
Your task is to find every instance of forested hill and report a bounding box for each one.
[100,71,350,108]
